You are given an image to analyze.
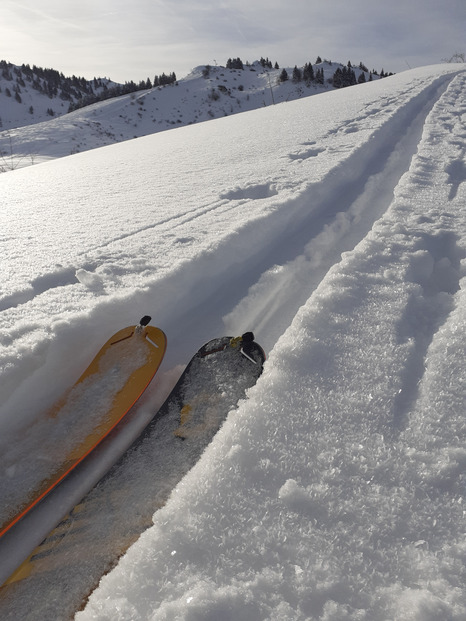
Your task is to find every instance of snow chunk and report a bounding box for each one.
[75,268,104,291]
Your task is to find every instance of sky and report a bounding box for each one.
[0,0,464,84]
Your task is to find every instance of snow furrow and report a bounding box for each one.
[224,76,452,346]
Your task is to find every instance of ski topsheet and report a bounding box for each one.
[0,317,167,542]
[0,334,265,620]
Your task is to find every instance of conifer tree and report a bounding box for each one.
[333,68,342,88]
[303,62,315,84]
[292,66,302,82]
[226,58,244,70]
[278,68,289,82]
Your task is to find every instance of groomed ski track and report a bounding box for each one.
[0,65,465,619]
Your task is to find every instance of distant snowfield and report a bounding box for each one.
[0,64,465,620]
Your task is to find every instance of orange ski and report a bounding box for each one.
[0,316,166,540]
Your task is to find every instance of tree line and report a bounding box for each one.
[277,59,393,88]
[67,72,177,112]
[222,56,392,89]
[0,59,177,113]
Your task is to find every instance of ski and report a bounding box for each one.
[0,317,166,542]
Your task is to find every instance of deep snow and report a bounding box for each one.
[0,63,465,620]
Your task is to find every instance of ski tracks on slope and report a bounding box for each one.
[223,74,459,350]
[389,73,466,428]
[227,70,466,438]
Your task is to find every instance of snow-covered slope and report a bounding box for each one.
[0,63,465,620]
[0,60,375,168]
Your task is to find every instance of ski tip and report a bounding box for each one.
[139,316,152,327]
[241,332,266,364]
[241,332,254,343]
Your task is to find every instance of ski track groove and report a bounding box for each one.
[223,75,455,345]
[76,198,234,257]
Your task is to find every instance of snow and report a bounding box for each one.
[0,63,465,620]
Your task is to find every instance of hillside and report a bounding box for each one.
[0,63,465,619]
[0,59,382,170]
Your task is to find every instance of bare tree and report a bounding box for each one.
[442,52,465,63]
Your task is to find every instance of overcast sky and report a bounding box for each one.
[0,0,464,83]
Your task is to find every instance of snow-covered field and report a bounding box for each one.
[1,63,465,619]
